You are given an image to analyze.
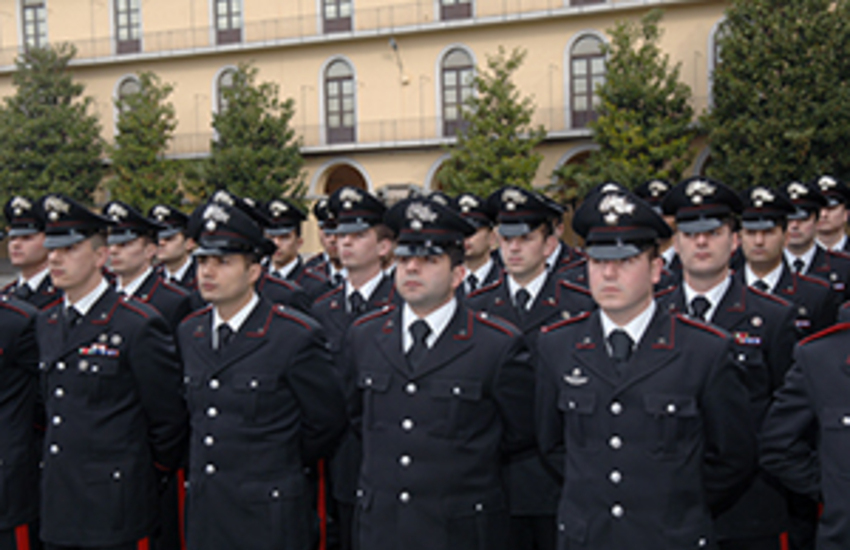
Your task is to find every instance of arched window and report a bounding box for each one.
[115,0,141,54]
[215,0,242,45]
[325,60,356,144]
[116,76,141,113]
[570,35,605,128]
[441,48,474,137]
[22,0,48,51]
[323,0,352,32]
[216,68,236,113]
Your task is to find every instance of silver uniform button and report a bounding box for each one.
[399,455,412,467]
[609,436,622,450]
[401,418,414,431]
[610,401,623,415]
[271,489,280,499]
[452,386,462,396]
[699,538,707,547]
[405,383,417,395]
[399,491,411,503]
[49,444,60,455]
[204,435,215,447]
[205,464,216,475]
[54,387,65,398]
[56,362,65,371]
[737,353,746,362]
[52,415,62,426]
[667,403,677,414]
[113,470,122,480]
[475,503,484,512]
[209,379,220,390]
[611,504,624,518]
[843,416,850,426]
[250,379,259,389]
[207,407,218,418]
[609,470,622,484]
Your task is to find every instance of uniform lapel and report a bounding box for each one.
[58,288,121,360]
[374,308,408,378]
[616,307,680,392]
[209,300,271,376]
[711,277,750,329]
[134,270,159,302]
[486,278,521,327]
[521,272,562,333]
[571,311,620,387]
[409,307,474,380]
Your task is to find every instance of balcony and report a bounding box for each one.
[0,0,699,69]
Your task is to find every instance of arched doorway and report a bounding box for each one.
[324,164,368,195]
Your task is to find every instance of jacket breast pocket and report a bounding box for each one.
[558,391,597,451]
[644,394,700,459]
[240,475,310,549]
[429,379,483,439]
[357,371,391,431]
[83,357,122,405]
[820,407,850,475]
[233,373,280,423]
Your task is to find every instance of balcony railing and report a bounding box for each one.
[0,0,684,68]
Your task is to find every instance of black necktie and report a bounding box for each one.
[349,291,366,315]
[407,320,431,371]
[608,329,633,375]
[753,280,769,292]
[467,274,478,294]
[515,288,531,312]
[690,296,711,321]
[332,273,344,287]
[217,324,234,352]
[64,307,81,343]
[793,258,805,273]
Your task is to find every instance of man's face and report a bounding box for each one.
[157,232,193,264]
[8,232,48,269]
[337,228,390,272]
[588,251,661,322]
[497,226,557,281]
[674,224,737,281]
[109,237,156,279]
[740,226,786,270]
[818,204,848,235]
[787,213,818,249]
[464,227,493,262]
[269,231,302,269]
[197,254,261,307]
[395,254,462,313]
[48,239,108,294]
[319,229,339,261]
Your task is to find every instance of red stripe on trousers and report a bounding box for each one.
[318,459,327,550]
[14,524,29,550]
[780,532,788,550]
[177,468,187,550]
[137,537,150,550]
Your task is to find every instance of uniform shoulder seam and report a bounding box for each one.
[353,304,395,326]
[675,313,727,339]
[541,311,591,334]
[800,322,850,346]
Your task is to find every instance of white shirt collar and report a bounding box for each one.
[784,244,818,273]
[507,268,548,311]
[600,300,657,352]
[164,256,193,282]
[19,266,50,291]
[212,292,259,347]
[402,297,457,352]
[682,276,731,323]
[272,256,300,280]
[546,243,562,271]
[64,278,110,317]
[818,234,848,252]
[466,258,494,292]
[345,270,384,311]
[744,262,783,292]
[117,266,154,297]
[662,247,677,267]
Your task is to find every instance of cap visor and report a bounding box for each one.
[107,232,141,246]
[498,223,532,238]
[44,232,88,250]
[394,244,446,257]
[787,209,810,221]
[265,227,297,237]
[335,221,371,234]
[157,227,182,240]
[741,219,778,231]
[8,227,41,237]
[676,218,723,234]
[585,243,643,261]
[193,246,230,257]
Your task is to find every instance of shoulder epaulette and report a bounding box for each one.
[353,304,396,327]
[747,285,791,307]
[557,279,591,295]
[798,273,831,289]
[654,284,678,299]
[181,304,212,324]
[674,313,727,339]
[271,304,316,330]
[0,281,15,294]
[468,277,502,298]
[474,310,520,336]
[315,285,343,304]
[118,297,151,319]
[300,268,328,283]
[160,279,188,296]
[541,311,591,334]
[42,297,63,312]
[0,296,35,318]
[555,257,586,276]
[799,321,850,346]
[264,275,298,290]
[826,249,850,260]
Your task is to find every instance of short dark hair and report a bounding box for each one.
[446,245,465,267]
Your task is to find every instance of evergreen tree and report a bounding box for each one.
[552,10,695,198]
[704,0,850,189]
[0,44,104,207]
[201,63,305,202]
[438,47,546,197]
[108,71,182,213]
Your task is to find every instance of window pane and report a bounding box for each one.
[461,70,474,86]
[218,16,228,29]
[329,114,340,128]
[573,79,587,94]
[342,80,353,95]
[591,58,605,74]
[325,5,338,18]
[592,95,601,108]
[328,82,339,97]
[444,71,457,87]
[572,60,587,76]
[592,76,605,90]
[443,49,472,69]
[574,96,588,111]
[339,3,351,17]
[445,106,458,120]
[232,14,241,27]
[343,114,354,127]
[444,90,455,104]
[443,0,457,5]
[342,98,353,111]
[327,61,353,79]
[461,88,473,101]
[572,36,602,56]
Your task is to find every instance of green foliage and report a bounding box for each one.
[203,63,306,203]
[108,71,182,213]
[438,47,546,197]
[552,10,695,198]
[703,0,850,189]
[0,44,104,208]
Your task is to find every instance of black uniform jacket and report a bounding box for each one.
[1,273,63,310]
[466,272,596,516]
[36,287,188,547]
[347,303,535,550]
[0,296,40,531]
[805,246,850,300]
[760,322,850,550]
[310,275,398,505]
[267,257,334,302]
[536,307,756,550]
[179,299,347,550]
[549,241,584,272]
[657,277,798,539]
[128,269,193,329]
[157,258,198,291]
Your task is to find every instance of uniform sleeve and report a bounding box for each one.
[763,304,799,394]
[759,349,820,501]
[535,334,565,479]
[700,338,758,514]
[492,334,535,456]
[284,325,348,463]
[129,313,189,472]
